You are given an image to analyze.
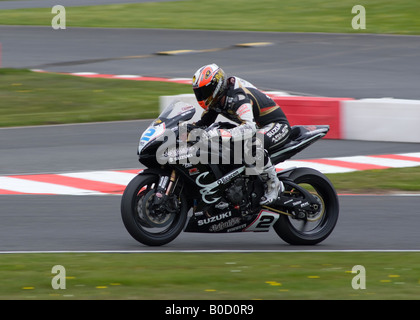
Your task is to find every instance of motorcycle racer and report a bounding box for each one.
[192,63,291,205]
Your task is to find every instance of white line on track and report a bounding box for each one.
[1,250,420,254]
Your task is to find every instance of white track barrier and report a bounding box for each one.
[342,98,420,143]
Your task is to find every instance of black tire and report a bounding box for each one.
[273,167,339,245]
[121,173,188,246]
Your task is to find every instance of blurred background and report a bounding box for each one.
[0,0,420,300]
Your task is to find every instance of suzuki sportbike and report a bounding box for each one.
[121,101,339,246]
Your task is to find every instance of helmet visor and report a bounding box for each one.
[193,84,214,103]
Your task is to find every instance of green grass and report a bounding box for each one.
[0,0,419,34]
[327,167,420,194]
[1,252,419,300]
[0,68,191,127]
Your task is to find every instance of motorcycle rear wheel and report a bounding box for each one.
[273,167,339,245]
[121,173,188,246]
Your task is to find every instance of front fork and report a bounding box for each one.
[153,170,178,207]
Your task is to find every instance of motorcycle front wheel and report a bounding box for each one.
[273,167,339,245]
[121,173,188,246]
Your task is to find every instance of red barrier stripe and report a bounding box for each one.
[299,158,390,170]
[272,96,353,140]
[11,174,126,194]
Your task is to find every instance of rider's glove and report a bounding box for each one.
[186,127,218,143]
[204,128,219,141]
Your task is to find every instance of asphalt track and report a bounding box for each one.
[1,122,420,252]
[1,25,420,252]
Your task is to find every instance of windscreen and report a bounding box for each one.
[159,100,196,121]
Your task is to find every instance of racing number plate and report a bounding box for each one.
[244,210,280,232]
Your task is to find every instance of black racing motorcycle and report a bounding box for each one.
[121,101,339,246]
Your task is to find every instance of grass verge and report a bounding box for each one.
[0,68,191,127]
[0,0,419,34]
[1,252,419,300]
[327,167,420,194]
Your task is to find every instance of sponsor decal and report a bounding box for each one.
[204,69,212,79]
[167,145,194,163]
[188,168,200,176]
[237,104,251,117]
[195,167,245,204]
[197,211,232,226]
[209,217,242,232]
[217,168,244,185]
[266,123,281,138]
[196,172,221,204]
[227,223,247,233]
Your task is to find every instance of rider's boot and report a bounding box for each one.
[259,160,284,206]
